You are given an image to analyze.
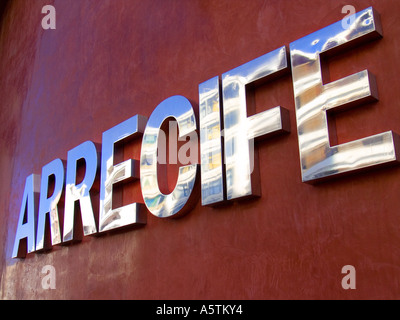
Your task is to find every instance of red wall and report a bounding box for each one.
[2,0,400,299]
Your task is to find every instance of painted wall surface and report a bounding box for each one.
[1,0,400,299]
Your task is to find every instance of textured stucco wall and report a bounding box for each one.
[2,0,400,299]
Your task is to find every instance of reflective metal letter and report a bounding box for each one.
[36,159,64,251]
[140,95,198,218]
[199,76,224,205]
[63,141,98,242]
[222,46,290,199]
[12,174,40,258]
[290,7,399,182]
[99,115,147,232]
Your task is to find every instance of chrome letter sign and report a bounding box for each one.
[140,95,198,218]
[12,174,40,258]
[290,7,399,182]
[36,158,64,251]
[63,140,98,242]
[199,76,224,206]
[99,114,147,232]
[12,7,399,258]
[222,46,290,200]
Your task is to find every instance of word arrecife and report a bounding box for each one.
[13,7,398,258]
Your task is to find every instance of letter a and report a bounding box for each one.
[41,265,56,289]
[41,5,56,30]
[341,265,356,290]
[12,174,40,258]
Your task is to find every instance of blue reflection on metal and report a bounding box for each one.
[63,140,98,242]
[99,115,147,232]
[36,158,64,251]
[12,174,40,258]
[222,46,290,199]
[140,95,198,218]
[199,76,225,206]
[290,7,399,182]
